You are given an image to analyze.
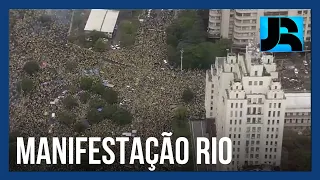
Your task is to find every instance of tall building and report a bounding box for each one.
[208,9,311,49]
[205,41,286,171]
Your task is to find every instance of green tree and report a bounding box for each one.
[39,14,52,25]
[20,78,34,94]
[101,104,118,119]
[74,121,88,133]
[101,88,118,104]
[89,30,106,43]
[63,96,78,110]
[94,38,107,52]
[87,108,103,124]
[66,60,77,72]
[91,81,105,95]
[111,108,133,125]
[174,106,188,125]
[79,92,90,103]
[182,88,194,103]
[23,61,40,75]
[119,33,135,47]
[79,77,94,90]
[57,111,76,126]
[119,20,137,35]
[89,97,106,109]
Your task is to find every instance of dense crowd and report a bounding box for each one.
[9,9,205,171]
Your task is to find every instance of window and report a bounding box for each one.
[249,81,252,85]
[274,93,277,98]
[265,148,268,152]
[257,134,260,139]
[268,111,271,117]
[247,118,251,123]
[277,111,280,117]
[212,84,214,88]
[258,98,262,104]
[268,120,270,124]
[235,111,238,117]
[266,134,269,138]
[236,94,238,98]
[235,103,238,108]
[238,134,241,138]
[269,103,272,108]
[258,127,261,132]
[229,134,231,138]
[254,81,258,85]
[277,120,279,124]
[255,71,258,76]
[235,120,237,125]
[278,103,281,108]
[240,111,242,117]
[272,120,274,125]
[239,120,242,124]
[210,107,213,110]
[267,128,270,132]
[231,103,233,108]
[211,96,213,99]
[230,111,233,117]
[275,134,278,138]
[273,111,275,117]
[259,81,263,85]
[230,120,232,124]
[266,141,268,145]
[240,103,243,108]
[274,103,276,108]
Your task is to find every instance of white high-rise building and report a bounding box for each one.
[205,41,286,171]
[208,9,311,48]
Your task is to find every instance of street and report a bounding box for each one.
[190,120,216,171]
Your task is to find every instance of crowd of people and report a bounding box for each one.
[9,9,205,171]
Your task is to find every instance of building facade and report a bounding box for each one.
[284,93,311,133]
[208,9,311,48]
[205,41,286,171]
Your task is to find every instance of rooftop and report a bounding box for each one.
[285,93,311,110]
[84,9,119,33]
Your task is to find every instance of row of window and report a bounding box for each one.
[248,107,262,115]
[266,141,278,146]
[266,134,279,139]
[269,103,282,108]
[285,119,311,124]
[268,111,281,117]
[248,98,263,104]
[248,80,263,86]
[230,111,243,117]
[231,102,243,108]
[285,112,311,116]
[247,117,262,124]
[267,119,280,125]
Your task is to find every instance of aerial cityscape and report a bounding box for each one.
[9,9,311,171]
